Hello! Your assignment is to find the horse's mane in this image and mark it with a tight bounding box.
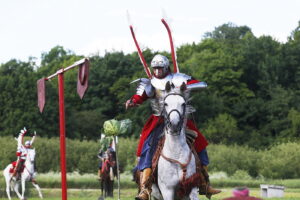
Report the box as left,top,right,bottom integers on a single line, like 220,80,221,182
151,89,196,116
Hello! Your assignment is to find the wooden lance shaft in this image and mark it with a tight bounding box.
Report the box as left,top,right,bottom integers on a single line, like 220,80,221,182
114,136,121,200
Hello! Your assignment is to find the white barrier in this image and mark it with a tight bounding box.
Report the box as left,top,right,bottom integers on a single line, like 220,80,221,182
260,184,285,198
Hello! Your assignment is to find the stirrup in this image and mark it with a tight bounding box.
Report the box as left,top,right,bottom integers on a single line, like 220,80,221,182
135,188,151,200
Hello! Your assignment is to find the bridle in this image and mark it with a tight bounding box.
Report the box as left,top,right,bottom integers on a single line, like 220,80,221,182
163,93,186,135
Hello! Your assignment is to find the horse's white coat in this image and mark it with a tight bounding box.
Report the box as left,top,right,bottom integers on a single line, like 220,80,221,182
152,92,199,200
3,148,43,200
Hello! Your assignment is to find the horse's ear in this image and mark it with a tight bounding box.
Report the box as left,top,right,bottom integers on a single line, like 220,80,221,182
180,82,187,92
165,81,171,92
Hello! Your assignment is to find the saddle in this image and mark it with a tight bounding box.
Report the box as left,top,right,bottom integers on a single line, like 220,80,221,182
150,136,205,198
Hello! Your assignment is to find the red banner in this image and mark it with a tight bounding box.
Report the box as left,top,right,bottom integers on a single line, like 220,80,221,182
77,59,89,99
37,78,46,113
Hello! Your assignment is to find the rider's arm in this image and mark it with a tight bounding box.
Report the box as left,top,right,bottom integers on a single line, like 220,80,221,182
126,78,153,109
131,92,149,104
30,131,36,145
17,128,27,150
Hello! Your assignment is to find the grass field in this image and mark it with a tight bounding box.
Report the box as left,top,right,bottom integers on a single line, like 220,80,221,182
1,187,300,200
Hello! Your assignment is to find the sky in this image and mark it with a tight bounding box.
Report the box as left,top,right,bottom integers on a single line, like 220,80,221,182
1,0,300,65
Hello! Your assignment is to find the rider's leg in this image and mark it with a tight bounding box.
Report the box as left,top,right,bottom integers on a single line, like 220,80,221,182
135,168,152,200
135,123,164,200
98,161,102,180
11,158,24,181
198,149,221,197
11,161,19,180
98,169,102,180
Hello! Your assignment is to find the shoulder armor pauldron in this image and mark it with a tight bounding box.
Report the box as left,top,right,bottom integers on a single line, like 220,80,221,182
131,78,154,97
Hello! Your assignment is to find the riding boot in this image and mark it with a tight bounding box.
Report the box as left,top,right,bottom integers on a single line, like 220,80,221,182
199,165,221,198
135,168,152,200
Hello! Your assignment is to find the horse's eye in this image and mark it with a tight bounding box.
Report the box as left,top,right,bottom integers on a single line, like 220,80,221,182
164,103,168,107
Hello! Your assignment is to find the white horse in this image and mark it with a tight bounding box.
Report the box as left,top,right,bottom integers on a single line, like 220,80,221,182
3,148,43,200
152,82,199,200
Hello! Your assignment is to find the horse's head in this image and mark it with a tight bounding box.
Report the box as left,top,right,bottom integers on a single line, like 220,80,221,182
163,81,188,134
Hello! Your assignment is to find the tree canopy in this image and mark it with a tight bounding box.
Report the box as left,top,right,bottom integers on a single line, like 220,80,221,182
1,22,300,149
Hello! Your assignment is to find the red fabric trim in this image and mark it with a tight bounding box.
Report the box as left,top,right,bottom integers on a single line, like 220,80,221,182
136,116,208,156
187,79,200,85
131,92,148,104
16,152,21,156
136,115,162,156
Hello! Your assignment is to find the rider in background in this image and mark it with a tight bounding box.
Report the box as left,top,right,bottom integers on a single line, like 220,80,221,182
11,128,36,181
97,144,116,180
24,131,37,172
126,54,221,200
97,149,104,180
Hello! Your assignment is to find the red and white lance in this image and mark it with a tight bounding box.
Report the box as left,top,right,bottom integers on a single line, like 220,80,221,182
128,17,179,76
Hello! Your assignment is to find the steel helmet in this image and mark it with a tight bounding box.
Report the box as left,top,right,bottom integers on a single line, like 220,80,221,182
151,54,169,68
151,54,170,78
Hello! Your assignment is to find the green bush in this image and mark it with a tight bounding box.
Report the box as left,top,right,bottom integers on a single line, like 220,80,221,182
231,170,252,180
0,136,137,174
207,144,262,177
1,135,299,179
259,142,300,179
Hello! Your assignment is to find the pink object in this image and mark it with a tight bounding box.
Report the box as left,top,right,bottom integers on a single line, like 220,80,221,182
233,187,250,197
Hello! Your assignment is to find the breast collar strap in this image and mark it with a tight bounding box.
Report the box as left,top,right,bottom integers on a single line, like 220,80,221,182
160,151,192,182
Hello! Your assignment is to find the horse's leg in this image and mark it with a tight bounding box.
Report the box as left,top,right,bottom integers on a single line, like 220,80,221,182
159,184,174,200
21,178,26,200
5,176,12,200
32,179,43,199
152,184,163,200
110,180,114,197
13,181,22,200
104,179,109,197
189,187,200,200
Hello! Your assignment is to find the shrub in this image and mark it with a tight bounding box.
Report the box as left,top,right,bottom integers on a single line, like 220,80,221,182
231,170,252,180
259,142,300,179
207,144,262,177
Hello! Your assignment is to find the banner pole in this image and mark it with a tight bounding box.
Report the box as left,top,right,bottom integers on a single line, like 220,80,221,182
58,72,67,200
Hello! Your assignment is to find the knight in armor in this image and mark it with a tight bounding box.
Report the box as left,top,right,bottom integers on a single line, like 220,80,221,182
11,127,36,181
126,55,221,200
